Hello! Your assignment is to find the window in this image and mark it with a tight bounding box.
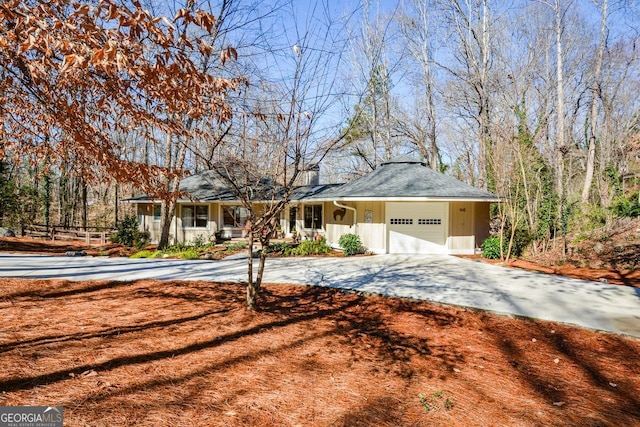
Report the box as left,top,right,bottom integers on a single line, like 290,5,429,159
390,218,413,225
418,218,441,225
222,205,248,228
182,205,208,228
289,207,298,231
153,204,161,221
303,205,322,229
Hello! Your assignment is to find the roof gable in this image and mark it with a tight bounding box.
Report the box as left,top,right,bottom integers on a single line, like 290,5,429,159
305,156,499,201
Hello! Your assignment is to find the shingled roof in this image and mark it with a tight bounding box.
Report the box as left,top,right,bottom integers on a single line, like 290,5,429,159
128,156,500,203
304,155,500,202
127,170,340,203
126,170,239,203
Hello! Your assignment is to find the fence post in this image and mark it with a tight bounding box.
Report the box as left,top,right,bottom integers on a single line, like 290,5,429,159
85,231,90,245
51,227,56,241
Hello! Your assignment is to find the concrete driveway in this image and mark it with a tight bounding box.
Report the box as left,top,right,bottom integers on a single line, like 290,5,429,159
1,253,639,338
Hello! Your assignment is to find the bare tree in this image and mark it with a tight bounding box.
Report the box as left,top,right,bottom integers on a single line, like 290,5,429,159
398,0,441,170
195,1,359,310
581,0,608,202
534,0,575,231
341,0,404,173
437,0,495,189
152,0,260,249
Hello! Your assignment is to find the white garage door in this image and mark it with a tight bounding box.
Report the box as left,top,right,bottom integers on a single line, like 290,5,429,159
387,202,448,254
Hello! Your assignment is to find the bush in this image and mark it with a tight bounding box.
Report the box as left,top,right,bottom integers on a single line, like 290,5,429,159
610,193,640,218
509,228,531,258
570,204,607,241
225,242,247,252
130,250,161,259
481,236,505,260
112,214,149,249
192,234,215,249
267,241,295,256
192,234,206,248
179,249,201,260
338,233,363,256
482,230,530,259
292,237,331,256
166,242,190,253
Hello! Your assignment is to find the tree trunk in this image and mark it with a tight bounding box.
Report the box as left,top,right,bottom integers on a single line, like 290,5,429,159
158,131,174,249
246,229,258,310
114,182,119,227
59,163,68,228
554,0,566,212
158,167,187,250
82,178,88,230
423,46,439,171
255,243,268,295
70,175,79,227
158,200,175,249
158,122,191,249
427,92,439,171
43,170,50,230
246,218,276,311
581,0,606,203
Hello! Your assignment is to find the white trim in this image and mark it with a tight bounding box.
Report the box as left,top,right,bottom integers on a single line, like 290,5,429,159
309,197,502,203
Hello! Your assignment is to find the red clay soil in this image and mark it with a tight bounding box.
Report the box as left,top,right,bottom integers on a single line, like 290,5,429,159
0,278,639,426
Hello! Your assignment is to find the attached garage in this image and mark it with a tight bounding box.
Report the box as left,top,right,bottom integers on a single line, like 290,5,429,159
305,156,500,255
386,202,449,254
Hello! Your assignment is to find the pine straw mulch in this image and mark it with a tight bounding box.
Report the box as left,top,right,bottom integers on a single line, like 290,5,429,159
504,259,640,288
0,236,133,257
1,278,639,426
506,217,640,287
461,255,640,288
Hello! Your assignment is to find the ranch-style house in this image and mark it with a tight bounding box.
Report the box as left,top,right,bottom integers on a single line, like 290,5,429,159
131,156,500,254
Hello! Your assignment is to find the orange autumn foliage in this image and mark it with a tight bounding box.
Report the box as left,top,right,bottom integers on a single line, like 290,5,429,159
0,0,242,195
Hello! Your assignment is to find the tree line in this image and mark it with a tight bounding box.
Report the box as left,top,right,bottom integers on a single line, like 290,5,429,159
336,0,639,257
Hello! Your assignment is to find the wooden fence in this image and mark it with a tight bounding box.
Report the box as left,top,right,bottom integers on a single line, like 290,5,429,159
23,224,115,245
